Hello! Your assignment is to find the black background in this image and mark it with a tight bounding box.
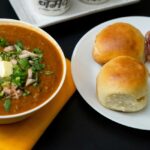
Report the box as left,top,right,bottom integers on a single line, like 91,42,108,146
0,0,150,150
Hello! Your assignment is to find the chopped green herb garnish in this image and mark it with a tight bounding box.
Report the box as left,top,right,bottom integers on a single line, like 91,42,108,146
14,45,22,53
1,81,10,87
0,38,8,47
33,48,42,54
0,77,11,87
18,58,30,70
11,65,27,87
0,91,4,99
32,59,45,72
15,41,24,49
23,90,30,96
4,98,11,112
14,41,24,53
33,48,43,58
0,51,11,61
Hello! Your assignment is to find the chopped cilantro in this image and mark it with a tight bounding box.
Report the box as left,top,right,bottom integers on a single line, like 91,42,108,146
4,98,11,112
23,90,30,96
33,48,42,54
0,38,8,47
14,41,24,53
18,58,30,70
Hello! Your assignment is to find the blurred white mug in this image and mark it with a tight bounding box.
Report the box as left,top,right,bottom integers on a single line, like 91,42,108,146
80,0,108,4
33,0,71,16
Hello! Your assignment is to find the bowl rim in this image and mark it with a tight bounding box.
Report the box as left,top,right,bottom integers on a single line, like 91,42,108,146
0,19,66,119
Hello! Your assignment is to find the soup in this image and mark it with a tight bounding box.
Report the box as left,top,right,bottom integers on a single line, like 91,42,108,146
0,24,63,115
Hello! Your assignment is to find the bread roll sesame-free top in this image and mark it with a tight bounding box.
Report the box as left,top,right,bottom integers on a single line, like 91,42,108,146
93,22,145,64
96,56,148,112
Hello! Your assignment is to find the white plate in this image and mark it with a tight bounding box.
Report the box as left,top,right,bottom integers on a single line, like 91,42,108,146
71,16,150,130
9,0,139,27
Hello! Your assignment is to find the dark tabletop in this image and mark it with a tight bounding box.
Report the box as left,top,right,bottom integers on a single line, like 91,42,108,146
1,0,150,150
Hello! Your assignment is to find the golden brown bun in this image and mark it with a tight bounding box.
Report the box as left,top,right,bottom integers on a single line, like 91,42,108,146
93,22,145,64
96,56,148,112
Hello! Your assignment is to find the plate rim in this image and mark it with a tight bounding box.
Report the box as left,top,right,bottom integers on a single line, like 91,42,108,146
71,16,150,130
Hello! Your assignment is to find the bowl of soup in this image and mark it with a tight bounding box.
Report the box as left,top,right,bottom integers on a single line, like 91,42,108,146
0,19,66,124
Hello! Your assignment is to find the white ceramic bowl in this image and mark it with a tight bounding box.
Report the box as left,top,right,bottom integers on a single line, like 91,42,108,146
0,19,66,124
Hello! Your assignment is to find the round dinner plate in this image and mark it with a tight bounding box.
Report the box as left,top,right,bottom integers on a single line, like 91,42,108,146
71,16,150,130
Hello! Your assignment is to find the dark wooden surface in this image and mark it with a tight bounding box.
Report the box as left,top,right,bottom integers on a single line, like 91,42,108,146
1,0,150,150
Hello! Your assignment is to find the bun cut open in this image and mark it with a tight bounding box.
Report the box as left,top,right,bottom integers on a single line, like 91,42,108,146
96,56,148,112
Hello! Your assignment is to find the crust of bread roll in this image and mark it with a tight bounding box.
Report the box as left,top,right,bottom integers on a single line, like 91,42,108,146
96,56,148,112
93,22,145,64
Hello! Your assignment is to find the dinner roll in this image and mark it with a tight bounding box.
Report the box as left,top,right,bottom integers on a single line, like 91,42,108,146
93,22,145,64
96,56,148,112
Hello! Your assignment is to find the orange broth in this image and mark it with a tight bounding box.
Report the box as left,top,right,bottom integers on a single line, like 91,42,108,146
0,24,63,115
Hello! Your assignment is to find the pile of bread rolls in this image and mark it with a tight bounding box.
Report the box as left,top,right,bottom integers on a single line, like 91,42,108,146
92,22,148,112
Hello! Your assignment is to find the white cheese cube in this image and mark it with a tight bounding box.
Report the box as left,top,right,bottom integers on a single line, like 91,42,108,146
0,61,13,77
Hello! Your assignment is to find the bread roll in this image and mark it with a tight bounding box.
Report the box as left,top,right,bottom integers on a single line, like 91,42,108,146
96,56,148,112
93,22,145,64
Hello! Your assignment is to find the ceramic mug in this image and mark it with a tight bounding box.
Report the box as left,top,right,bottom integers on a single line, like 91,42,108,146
80,0,108,4
33,0,71,16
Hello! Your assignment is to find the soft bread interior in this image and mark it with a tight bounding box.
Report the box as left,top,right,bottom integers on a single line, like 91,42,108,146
103,94,147,112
